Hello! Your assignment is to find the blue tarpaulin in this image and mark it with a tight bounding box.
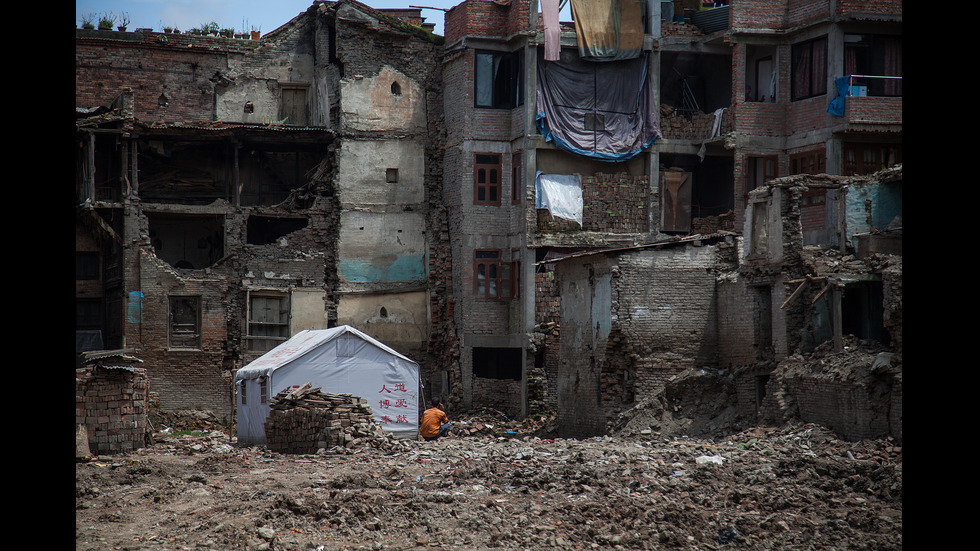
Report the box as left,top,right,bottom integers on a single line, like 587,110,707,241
828,76,851,116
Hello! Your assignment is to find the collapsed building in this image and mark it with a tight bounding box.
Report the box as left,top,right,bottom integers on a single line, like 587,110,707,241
76,0,901,440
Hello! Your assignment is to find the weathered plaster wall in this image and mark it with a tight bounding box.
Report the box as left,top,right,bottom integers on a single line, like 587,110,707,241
338,211,428,285
340,66,427,132
337,140,426,205
337,291,430,354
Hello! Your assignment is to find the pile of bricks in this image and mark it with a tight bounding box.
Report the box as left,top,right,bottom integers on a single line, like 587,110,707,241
659,104,733,140
75,358,150,455
264,383,400,454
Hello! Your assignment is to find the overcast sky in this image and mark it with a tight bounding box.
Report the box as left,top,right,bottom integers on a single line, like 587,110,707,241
76,0,572,38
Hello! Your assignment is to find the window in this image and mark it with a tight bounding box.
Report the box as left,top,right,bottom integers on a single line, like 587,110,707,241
474,154,502,205
474,249,518,300
386,168,399,183
844,34,902,97
248,292,290,352
474,50,524,108
842,144,902,176
241,382,247,405
791,36,827,101
473,347,522,380
76,252,100,280
790,150,825,175
169,296,202,349
745,156,777,194
259,378,268,404
511,152,522,204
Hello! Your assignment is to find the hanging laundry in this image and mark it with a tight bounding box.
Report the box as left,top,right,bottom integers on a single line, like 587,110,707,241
542,0,561,61
569,0,644,62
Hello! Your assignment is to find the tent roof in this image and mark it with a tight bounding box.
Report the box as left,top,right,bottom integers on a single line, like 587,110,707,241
234,325,417,382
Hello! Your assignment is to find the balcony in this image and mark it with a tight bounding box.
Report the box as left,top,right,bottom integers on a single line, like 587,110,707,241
829,75,902,127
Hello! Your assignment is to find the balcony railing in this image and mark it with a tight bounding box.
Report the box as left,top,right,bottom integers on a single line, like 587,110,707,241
829,75,902,116
842,74,903,98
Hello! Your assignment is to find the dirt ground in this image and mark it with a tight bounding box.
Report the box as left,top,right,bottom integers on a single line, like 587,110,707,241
76,404,902,551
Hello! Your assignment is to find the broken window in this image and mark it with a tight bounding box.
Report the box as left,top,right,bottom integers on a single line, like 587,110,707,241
474,249,517,300
147,213,224,269
246,215,308,245
474,154,502,205
169,296,202,349
279,84,309,125
842,280,888,345
247,292,290,352
791,36,827,101
473,347,522,380
474,50,524,109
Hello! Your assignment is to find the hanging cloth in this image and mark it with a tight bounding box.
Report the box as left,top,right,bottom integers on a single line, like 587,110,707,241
542,0,561,61
535,49,660,161
569,0,644,62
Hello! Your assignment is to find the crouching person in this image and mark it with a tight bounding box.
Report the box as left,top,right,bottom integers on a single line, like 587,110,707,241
420,397,451,441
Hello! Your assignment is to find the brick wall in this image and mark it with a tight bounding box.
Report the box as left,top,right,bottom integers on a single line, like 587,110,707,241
844,96,902,125
537,171,649,233
614,243,737,398
76,366,150,454
836,0,902,16
445,0,531,43
786,96,831,135
471,377,523,417
75,32,254,121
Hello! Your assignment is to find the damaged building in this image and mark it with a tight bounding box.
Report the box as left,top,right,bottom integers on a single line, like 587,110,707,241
76,0,901,440
76,0,448,420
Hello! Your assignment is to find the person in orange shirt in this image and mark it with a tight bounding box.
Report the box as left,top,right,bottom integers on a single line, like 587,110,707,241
420,397,451,441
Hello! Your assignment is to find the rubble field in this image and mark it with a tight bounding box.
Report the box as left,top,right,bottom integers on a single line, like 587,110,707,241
76,407,902,551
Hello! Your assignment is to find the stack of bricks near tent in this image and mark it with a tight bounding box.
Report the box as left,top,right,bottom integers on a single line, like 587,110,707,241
264,382,388,453
75,352,151,456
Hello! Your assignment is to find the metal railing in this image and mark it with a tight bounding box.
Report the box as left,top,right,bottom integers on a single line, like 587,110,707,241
844,74,902,98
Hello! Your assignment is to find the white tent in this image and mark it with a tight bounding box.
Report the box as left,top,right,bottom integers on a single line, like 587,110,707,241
234,325,420,445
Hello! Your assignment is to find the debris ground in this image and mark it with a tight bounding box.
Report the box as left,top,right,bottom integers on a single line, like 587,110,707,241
76,410,901,550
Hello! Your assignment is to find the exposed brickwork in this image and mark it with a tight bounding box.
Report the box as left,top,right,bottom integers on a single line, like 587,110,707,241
537,172,649,233
76,366,150,454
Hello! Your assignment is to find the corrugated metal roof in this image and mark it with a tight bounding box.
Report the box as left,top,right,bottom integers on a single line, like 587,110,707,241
536,231,736,265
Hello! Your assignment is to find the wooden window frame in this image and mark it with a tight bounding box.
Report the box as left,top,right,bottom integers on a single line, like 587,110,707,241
473,249,518,300
169,295,202,350
247,291,290,352
474,153,502,206
790,150,825,176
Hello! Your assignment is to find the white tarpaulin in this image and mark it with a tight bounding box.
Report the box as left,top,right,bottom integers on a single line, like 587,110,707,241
536,171,583,226
234,325,420,445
